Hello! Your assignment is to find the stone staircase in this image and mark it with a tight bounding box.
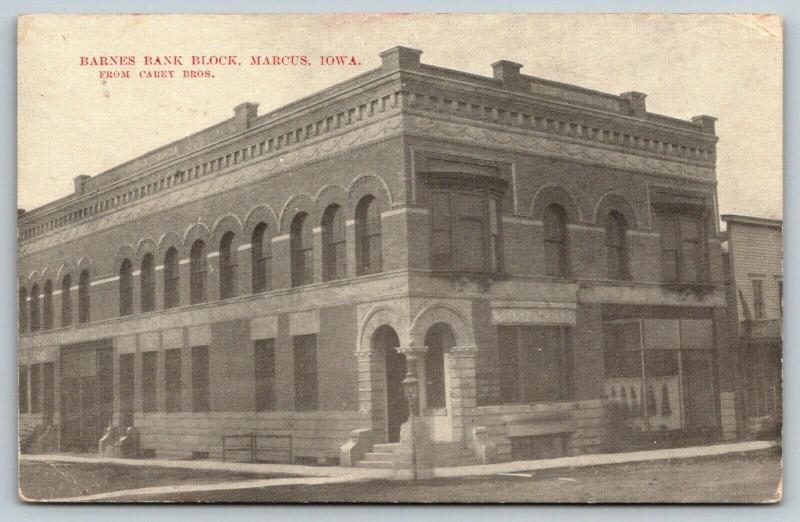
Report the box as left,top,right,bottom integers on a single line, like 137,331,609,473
357,442,402,469
356,441,479,469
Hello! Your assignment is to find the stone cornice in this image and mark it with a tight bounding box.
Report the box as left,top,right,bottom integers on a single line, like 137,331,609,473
402,112,716,183
18,113,405,257
404,67,714,141
20,108,715,259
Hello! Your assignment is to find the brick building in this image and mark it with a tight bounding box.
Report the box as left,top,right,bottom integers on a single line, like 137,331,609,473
18,47,734,466
721,215,782,437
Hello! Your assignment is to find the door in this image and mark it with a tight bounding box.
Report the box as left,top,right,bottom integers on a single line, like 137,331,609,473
59,342,113,452
682,351,717,430
119,353,135,428
385,346,408,443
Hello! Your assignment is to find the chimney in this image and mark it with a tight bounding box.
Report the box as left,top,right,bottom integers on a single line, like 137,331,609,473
233,102,259,130
621,91,647,117
692,115,717,135
379,46,422,72
492,60,524,89
73,175,91,195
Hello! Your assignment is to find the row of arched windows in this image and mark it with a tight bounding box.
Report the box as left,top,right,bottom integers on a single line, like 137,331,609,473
19,195,635,333
19,195,385,332
18,270,91,333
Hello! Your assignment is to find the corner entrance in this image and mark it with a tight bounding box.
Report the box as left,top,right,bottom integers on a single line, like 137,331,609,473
60,340,113,452
373,326,408,443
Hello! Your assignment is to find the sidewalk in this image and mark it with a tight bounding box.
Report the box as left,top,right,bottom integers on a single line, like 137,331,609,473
20,439,778,502
20,452,391,479
434,439,778,478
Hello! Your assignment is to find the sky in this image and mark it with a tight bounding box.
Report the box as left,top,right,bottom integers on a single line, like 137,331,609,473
17,13,783,219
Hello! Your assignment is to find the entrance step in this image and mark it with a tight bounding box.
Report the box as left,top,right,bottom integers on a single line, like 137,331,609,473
372,442,401,453
362,451,398,461
355,459,399,469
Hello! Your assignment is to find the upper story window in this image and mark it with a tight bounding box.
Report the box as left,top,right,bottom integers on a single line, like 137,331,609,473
29,284,40,331
290,212,313,287
140,253,155,312
61,275,72,326
18,287,27,334
163,247,180,309
605,211,629,280
544,204,569,277
355,195,382,275
322,204,346,281
657,213,707,284
78,270,90,324
119,259,133,316
430,190,503,273
219,232,237,299
42,280,53,330
189,240,207,304
251,223,272,293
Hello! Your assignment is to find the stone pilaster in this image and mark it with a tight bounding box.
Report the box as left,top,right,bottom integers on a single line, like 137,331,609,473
448,345,479,443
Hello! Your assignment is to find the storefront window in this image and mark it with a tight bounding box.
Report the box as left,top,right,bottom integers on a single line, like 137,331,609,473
603,318,716,433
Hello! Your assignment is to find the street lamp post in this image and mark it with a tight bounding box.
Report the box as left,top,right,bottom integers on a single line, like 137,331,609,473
402,367,419,481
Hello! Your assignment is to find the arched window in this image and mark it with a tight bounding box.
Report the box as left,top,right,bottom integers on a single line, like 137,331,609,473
42,280,53,330
290,213,313,287
140,253,155,312
163,248,180,309
78,270,90,324
424,323,454,410
29,284,40,331
219,232,237,299
251,223,271,293
355,196,382,275
61,275,72,326
119,258,134,316
322,204,346,281
543,204,569,277
18,287,27,334
605,211,629,280
190,240,207,304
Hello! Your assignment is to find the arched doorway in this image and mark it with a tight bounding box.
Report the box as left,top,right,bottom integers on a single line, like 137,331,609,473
423,323,455,412
373,325,408,442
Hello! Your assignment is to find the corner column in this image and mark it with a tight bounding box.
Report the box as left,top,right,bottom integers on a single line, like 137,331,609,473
397,344,427,415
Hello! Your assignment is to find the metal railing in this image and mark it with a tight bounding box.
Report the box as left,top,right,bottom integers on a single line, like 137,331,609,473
222,433,293,464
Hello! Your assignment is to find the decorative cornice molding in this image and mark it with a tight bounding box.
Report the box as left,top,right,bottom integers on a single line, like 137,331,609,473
491,307,577,325
19,114,405,257
402,113,716,183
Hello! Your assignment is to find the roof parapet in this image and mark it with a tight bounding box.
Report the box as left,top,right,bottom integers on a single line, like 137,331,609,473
73,175,91,195
491,60,526,90
380,46,422,72
621,91,647,117
234,102,259,130
692,115,717,135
